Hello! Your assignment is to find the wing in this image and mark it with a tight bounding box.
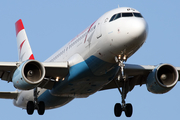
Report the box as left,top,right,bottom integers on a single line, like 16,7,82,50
39,62,69,89
100,63,180,91
0,62,18,82
0,61,69,89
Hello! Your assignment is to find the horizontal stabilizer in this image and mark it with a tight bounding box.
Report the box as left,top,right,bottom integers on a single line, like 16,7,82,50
0,91,19,99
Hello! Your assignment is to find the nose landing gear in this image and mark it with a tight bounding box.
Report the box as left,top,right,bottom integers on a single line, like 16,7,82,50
114,55,133,117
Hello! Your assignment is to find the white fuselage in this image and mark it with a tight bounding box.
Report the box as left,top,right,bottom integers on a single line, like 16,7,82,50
14,7,148,109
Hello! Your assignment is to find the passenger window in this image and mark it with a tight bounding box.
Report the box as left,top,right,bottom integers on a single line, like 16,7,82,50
133,13,143,18
122,13,133,17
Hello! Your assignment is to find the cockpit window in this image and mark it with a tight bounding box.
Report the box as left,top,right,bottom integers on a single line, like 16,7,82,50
133,13,143,18
109,13,121,22
109,12,143,22
109,14,116,22
114,13,121,20
122,13,133,17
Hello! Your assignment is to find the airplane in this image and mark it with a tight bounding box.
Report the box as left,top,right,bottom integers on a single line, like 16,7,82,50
0,6,179,118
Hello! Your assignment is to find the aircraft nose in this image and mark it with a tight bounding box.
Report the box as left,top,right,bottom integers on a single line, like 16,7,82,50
129,18,148,41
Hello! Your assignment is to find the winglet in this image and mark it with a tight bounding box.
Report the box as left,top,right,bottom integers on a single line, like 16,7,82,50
15,19,35,61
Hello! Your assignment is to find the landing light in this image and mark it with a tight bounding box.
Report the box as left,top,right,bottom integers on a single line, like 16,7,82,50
56,77,59,82
123,55,127,61
118,55,121,60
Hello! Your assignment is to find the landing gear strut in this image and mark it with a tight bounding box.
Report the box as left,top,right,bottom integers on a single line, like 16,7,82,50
26,88,45,115
114,55,133,117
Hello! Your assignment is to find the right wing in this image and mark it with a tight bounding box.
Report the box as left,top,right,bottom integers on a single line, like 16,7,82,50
100,63,180,93
100,64,155,91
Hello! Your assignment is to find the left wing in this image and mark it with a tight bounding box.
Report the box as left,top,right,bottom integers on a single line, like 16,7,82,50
0,61,69,90
0,62,19,82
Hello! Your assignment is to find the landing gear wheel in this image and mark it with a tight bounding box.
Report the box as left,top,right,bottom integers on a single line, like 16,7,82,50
38,101,45,115
125,103,133,117
114,103,122,117
27,101,35,115
26,88,46,115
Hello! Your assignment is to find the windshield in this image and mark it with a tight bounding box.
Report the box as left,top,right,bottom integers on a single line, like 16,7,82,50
109,12,143,22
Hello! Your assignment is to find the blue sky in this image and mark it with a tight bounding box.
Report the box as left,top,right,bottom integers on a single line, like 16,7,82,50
0,0,180,119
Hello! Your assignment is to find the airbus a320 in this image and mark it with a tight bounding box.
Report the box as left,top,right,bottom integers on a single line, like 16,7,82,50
0,7,179,118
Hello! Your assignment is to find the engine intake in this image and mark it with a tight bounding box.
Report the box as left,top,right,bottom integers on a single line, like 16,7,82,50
12,60,45,90
146,64,179,94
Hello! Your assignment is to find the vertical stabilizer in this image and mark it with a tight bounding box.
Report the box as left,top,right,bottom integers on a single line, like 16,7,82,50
15,19,35,62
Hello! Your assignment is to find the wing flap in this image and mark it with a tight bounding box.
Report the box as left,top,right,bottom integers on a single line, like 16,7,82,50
0,62,18,82
1,72,10,81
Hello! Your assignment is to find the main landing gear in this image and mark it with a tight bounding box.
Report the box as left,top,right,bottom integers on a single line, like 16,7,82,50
26,88,45,115
114,55,133,117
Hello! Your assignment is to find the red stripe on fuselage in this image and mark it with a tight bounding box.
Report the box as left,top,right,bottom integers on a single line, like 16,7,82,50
84,21,96,43
15,19,24,36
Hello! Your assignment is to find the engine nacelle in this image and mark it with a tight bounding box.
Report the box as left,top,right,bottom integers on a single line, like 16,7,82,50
12,60,45,90
146,64,179,94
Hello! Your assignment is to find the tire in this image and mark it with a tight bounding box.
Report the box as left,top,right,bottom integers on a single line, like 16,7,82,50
114,103,122,117
27,101,34,115
125,103,133,117
38,101,45,115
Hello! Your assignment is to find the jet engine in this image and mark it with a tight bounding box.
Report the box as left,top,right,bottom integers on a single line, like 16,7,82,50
146,64,179,94
12,60,45,90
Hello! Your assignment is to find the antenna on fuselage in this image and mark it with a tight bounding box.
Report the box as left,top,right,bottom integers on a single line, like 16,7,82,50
118,5,120,8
